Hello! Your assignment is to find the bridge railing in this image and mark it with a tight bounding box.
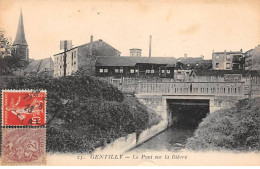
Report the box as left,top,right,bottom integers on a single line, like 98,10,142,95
137,82,246,96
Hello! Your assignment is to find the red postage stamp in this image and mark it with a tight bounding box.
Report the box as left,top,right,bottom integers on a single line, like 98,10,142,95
2,90,46,126
1,128,46,165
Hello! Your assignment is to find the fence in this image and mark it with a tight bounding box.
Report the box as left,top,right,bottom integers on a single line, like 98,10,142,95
137,82,246,96
102,76,260,96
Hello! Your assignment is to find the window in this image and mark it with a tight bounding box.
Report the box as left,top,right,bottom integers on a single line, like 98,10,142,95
74,61,76,65
146,70,150,73
216,55,219,59
130,69,135,73
226,63,230,69
115,69,119,73
119,68,123,73
71,62,73,66
74,51,77,58
226,55,231,61
135,69,139,73
104,69,108,73
216,63,219,68
151,70,155,73
162,70,165,73
99,69,103,73
166,70,170,74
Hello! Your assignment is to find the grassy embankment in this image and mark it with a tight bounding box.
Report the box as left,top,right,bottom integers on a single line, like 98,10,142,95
5,74,161,153
186,97,260,152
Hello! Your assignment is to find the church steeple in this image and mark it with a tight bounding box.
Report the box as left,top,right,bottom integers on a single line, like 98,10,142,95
12,10,29,60
13,10,28,46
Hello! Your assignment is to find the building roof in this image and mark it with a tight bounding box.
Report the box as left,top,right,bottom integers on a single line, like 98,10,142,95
24,58,53,73
213,51,243,55
95,56,177,67
193,69,260,77
53,39,120,56
13,11,28,46
176,57,204,64
79,39,120,52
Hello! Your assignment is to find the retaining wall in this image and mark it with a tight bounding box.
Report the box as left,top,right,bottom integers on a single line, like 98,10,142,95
93,120,168,154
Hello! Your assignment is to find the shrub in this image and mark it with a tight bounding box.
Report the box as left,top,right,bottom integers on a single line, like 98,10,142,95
3,75,159,153
186,97,260,151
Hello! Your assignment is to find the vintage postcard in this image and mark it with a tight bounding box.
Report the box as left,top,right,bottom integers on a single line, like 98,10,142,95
0,0,259,166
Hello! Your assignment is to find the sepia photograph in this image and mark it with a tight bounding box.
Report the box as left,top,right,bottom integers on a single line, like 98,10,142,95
0,0,259,166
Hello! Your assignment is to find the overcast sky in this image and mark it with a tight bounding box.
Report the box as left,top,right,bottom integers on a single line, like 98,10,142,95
0,0,260,60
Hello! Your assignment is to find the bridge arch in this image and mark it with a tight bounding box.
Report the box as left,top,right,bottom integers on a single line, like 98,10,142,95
162,95,215,127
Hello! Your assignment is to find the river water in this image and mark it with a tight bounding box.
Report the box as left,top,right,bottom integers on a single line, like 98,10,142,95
131,127,195,152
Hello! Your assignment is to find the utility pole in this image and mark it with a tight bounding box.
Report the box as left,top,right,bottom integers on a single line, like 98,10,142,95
63,41,67,77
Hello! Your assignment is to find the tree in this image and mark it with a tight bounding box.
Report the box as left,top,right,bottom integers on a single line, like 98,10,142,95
0,31,28,75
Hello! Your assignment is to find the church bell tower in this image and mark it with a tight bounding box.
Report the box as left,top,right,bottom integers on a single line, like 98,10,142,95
12,10,29,60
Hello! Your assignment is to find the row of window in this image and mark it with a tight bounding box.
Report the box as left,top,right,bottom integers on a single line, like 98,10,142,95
55,61,77,69
215,63,231,69
99,69,171,74
56,51,77,63
215,55,231,60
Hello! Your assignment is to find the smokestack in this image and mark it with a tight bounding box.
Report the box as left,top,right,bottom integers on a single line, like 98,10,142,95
89,35,93,56
149,35,152,57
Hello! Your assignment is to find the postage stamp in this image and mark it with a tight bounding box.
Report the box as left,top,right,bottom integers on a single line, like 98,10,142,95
1,128,46,165
2,90,46,126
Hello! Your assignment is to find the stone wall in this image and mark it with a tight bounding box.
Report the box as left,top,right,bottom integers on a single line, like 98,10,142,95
93,120,168,154
93,133,137,154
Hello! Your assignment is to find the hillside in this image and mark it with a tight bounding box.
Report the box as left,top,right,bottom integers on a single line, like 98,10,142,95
4,74,161,153
186,97,260,151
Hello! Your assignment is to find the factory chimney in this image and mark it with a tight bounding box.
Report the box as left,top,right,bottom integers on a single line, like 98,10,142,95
149,35,152,57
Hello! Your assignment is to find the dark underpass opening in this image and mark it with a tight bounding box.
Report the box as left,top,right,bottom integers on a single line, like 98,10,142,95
167,99,210,129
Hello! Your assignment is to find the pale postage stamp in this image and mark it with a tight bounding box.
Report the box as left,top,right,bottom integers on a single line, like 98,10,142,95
1,128,46,165
0,0,260,166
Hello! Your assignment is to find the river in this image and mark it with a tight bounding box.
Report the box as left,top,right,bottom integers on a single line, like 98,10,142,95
131,127,195,152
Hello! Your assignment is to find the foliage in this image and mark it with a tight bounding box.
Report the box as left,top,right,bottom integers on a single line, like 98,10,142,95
0,31,12,58
186,97,260,151
0,31,28,75
5,75,160,153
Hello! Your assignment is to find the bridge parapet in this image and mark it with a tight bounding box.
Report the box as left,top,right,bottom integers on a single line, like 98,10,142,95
137,82,246,96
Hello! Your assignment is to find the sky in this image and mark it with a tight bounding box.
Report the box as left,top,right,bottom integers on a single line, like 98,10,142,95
0,0,260,60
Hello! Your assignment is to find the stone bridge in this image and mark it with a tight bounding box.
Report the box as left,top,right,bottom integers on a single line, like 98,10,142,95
135,81,258,127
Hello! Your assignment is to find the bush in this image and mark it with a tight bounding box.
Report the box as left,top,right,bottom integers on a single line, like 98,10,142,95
3,75,160,153
186,97,260,151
